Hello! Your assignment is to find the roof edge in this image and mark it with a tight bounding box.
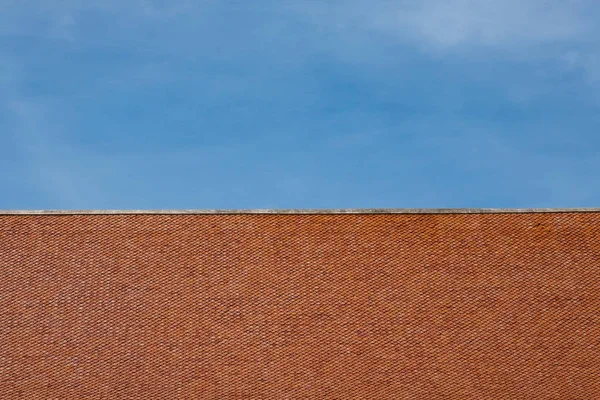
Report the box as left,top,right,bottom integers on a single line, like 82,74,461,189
0,208,599,215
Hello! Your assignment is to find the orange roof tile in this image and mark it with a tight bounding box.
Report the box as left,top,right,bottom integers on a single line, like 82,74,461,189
1,210,599,399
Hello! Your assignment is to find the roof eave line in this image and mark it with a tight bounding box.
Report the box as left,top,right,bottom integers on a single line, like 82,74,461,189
0,208,599,215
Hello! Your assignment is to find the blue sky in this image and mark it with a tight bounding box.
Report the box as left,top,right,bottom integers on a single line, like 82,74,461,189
1,0,599,209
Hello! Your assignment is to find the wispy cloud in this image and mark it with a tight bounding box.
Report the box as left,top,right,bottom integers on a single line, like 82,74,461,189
3,1,598,71
368,0,600,91
372,0,593,49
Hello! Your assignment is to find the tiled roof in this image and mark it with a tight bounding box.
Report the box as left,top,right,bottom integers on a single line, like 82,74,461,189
1,207,600,214
1,210,599,399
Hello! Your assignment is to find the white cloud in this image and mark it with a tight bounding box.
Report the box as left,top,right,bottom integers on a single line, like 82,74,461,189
285,0,600,89
372,0,593,50
3,1,597,60
364,0,600,95
1,0,598,101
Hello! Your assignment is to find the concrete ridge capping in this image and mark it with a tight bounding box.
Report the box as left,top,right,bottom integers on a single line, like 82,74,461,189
0,208,599,215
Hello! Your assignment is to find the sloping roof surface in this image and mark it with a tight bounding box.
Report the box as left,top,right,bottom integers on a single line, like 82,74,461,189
1,210,599,399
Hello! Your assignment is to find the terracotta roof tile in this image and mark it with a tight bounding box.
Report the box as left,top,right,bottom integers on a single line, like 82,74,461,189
1,211,599,398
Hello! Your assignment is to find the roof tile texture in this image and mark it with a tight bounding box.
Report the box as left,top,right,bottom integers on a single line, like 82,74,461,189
1,212,599,399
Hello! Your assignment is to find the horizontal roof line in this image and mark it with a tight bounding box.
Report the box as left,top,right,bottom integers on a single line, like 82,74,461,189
1,208,599,215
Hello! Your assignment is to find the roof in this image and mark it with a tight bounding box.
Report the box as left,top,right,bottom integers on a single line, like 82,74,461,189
1,207,599,214
2,210,600,398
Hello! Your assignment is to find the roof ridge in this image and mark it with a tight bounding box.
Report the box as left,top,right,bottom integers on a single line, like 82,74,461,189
0,208,599,215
